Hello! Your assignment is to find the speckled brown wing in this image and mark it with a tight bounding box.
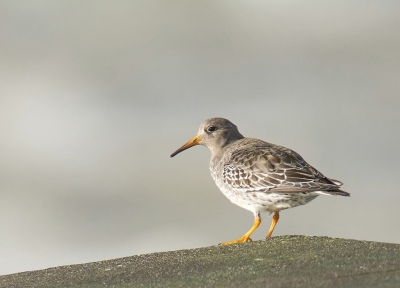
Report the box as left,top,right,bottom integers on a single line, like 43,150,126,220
222,144,349,196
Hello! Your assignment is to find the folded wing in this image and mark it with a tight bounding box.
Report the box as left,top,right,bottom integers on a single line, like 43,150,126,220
222,144,349,196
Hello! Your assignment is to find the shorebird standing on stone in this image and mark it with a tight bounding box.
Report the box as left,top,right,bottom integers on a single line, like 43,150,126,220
170,118,350,246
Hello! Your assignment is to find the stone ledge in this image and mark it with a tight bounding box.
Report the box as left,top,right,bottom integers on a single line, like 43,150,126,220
1,236,400,287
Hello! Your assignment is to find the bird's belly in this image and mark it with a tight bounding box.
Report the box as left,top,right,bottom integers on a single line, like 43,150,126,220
217,185,319,213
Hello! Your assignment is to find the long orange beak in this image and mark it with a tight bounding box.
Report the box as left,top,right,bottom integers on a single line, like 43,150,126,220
170,135,201,157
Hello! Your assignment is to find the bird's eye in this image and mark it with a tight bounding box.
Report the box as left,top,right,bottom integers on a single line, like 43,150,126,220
207,126,217,132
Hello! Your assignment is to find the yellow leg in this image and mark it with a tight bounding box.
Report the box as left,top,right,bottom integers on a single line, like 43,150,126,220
266,211,280,238
220,214,261,246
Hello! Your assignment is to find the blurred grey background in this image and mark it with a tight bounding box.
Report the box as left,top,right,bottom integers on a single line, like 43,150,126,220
1,1,399,275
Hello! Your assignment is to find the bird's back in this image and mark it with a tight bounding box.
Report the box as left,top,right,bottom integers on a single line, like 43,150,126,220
212,137,349,196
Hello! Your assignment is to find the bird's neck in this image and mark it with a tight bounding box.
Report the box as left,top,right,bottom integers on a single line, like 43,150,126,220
210,148,224,166
209,137,242,166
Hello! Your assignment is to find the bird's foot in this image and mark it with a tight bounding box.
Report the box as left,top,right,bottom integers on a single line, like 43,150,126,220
219,235,252,246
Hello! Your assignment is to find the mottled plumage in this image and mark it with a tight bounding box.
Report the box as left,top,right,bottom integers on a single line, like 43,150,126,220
171,117,349,245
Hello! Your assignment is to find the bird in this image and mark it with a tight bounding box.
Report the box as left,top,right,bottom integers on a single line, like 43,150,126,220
170,118,350,246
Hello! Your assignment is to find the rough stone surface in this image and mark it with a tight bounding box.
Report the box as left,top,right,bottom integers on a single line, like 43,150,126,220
1,236,400,287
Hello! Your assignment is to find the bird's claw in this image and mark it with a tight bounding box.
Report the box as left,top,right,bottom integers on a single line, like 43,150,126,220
219,236,252,246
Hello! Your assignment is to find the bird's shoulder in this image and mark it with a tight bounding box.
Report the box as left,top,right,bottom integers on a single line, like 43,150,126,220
223,138,306,168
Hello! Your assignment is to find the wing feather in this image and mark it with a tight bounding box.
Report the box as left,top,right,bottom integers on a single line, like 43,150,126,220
222,144,345,194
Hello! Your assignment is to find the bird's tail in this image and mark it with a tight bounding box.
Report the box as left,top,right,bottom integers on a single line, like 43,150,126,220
316,189,350,197
327,178,343,186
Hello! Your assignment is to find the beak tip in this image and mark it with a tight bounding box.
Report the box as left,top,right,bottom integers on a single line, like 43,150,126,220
170,135,200,159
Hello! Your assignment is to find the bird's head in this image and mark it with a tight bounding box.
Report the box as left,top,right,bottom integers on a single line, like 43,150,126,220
170,118,244,157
